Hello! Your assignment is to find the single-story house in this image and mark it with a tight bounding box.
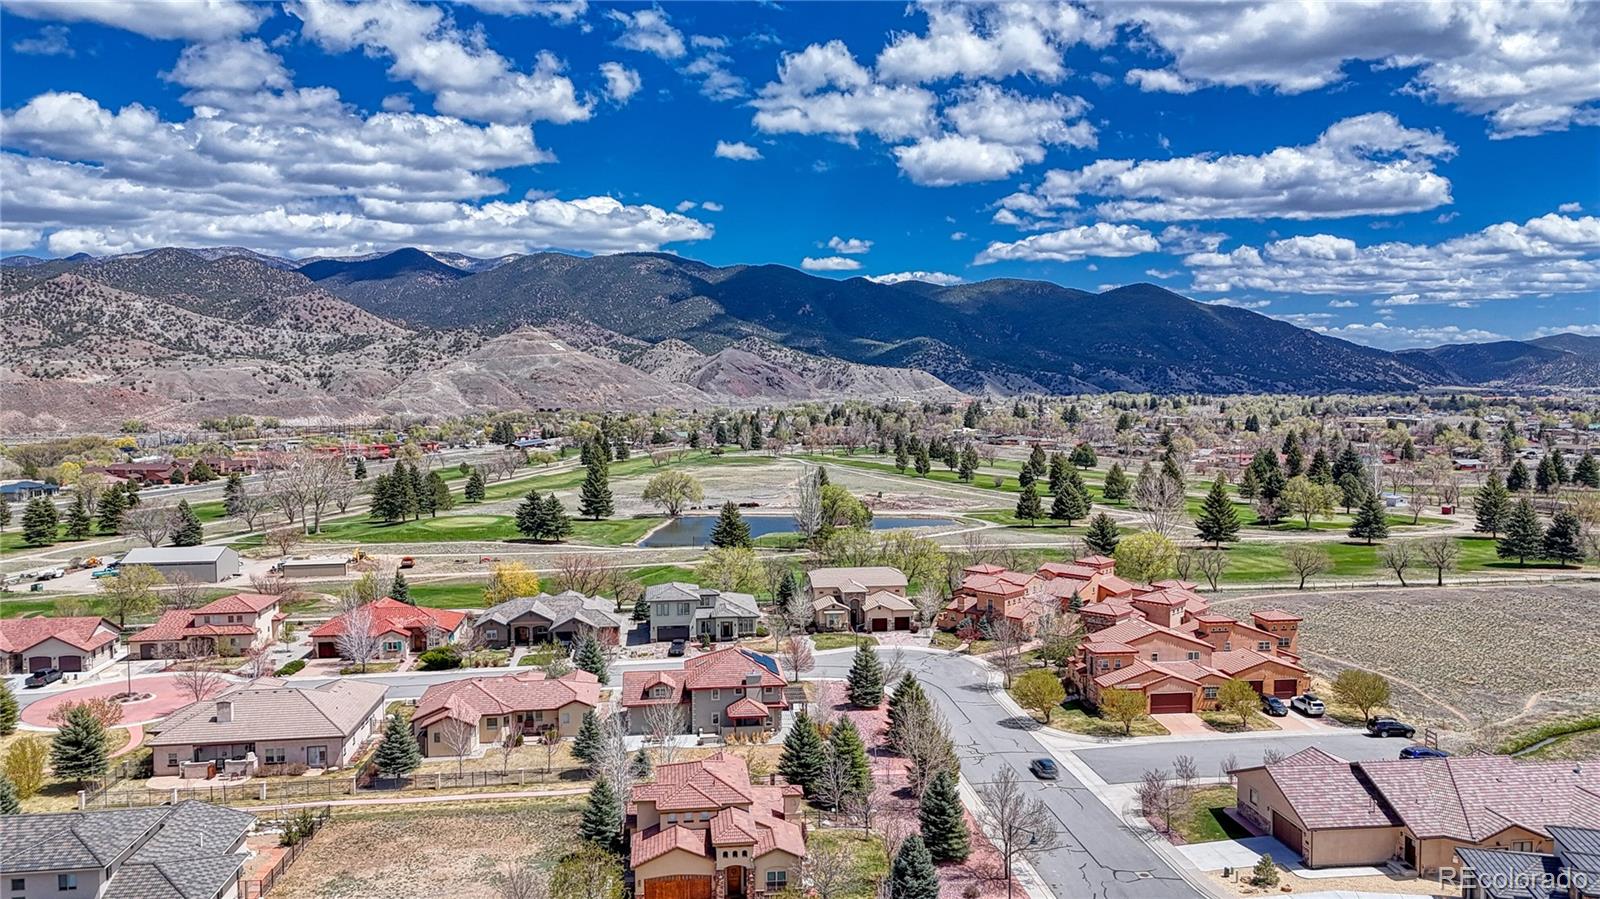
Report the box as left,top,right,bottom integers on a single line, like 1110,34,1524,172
126,592,283,659
1232,749,1600,875
0,616,120,674
278,556,350,579
0,800,257,899
1458,825,1600,899
476,591,628,648
119,545,242,584
0,479,58,502
309,598,466,661
412,669,600,756
147,678,387,775
645,583,759,643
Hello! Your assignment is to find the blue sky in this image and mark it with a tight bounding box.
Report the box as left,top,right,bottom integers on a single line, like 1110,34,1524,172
2,0,1597,349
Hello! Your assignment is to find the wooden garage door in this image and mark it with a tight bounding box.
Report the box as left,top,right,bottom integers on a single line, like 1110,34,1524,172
642,875,714,899
27,656,51,672
316,641,341,659
1247,680,1265,694
894,616,911,630
1272,811,1303,856
1148,692,1193,714
57,655,82,672
871,617,888,632
1272,679,1298,698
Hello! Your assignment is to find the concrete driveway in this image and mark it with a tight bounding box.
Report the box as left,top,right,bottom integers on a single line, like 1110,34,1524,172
1072,733,1405,784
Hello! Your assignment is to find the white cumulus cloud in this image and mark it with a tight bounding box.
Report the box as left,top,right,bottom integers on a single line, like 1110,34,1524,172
714,140,762,161
801,256,863,271
867,271,965,286
975,223,1161,264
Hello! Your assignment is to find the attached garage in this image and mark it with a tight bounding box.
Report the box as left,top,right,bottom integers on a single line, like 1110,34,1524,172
1272,811,1303,855
640,875,714,899
1149,692,1194,714
871,618,888,632
316,641,342,659
27,655,50,672
57,655,82,672
1273,679,1298,698
893,616,911,631
1247,680,1265,693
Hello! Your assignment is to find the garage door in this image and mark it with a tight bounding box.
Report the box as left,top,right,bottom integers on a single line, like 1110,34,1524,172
1148,692,1193,714
57,656,82,672
871,618,888,632
1273,679,1298,698
1272,811,1304,857
1247,680,1265,694
641,875,714,899
316,642,341,659
27,656,51,672
894,616,911,631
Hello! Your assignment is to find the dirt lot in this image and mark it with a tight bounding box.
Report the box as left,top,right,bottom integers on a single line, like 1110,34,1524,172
1211,583,1600,746
265,798,582,898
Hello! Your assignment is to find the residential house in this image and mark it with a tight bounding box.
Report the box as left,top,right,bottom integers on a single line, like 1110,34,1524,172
126,592,283,659
645,583,760,643
628,752,806,899
619,647,787,737
147,678,387,775
1232,750,1600,875
1458,826,1600,899
119,545,243,584
937,564,1053,636
411,670,601,756
0,800,257,899
0,616,120,674
477,591,628,648
0,479,58,502
804,567,909,629
309,598,465,660
810,596,850,632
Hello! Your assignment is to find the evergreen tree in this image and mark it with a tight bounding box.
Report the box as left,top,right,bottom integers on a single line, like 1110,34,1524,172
631,747,653,780
889,834,940,899
919,770,970,862
776,569,800,614
1017,467,1035,490
1536,455,1558,493
886,675,929,746
633,592,650,621
572,710,605,767
709,501,753,548
894,443,909,473
574,634,609,681
97,485,127,534
0,681,18,736
1542,510,1584,565
1049,480,1087,524
1497,498,1544,565
390,572,411,604
1574,452,1600,488
1507,459,1531,492
846,645,885,708
353,457,368,480
171,500,203,546
1400,436,1418,462
826,717,872,803
21,497,57,546
1084,512,1120,555
579,456,614,520
426,471,453,515
1013,482,1043,526
1282,433,1304,477
579,777,626,855
957,446,977,482
0,774,18,816
777,712,826,795
1552,448,1570,484
1195,475,1241,547
50,705,108,785
542,495,573,541
464,468,486,502
0,500,8,535
515,489,548,540
1101,462,1130,501
223,473,246,516
1047,452,1068,496
1069,442,1097,469
1027,444,1048,478
1237,466,1260,501
373,712,422,779
1332,444,1365,483
1336,472,1367,513
1473,472,1510,537
1307,448,1332,485
913,444,932,476
1348,491,1390,545
188,459,216,482
64,494,93,541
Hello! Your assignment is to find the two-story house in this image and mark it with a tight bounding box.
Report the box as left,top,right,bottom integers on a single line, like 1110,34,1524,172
628,752,806,899
126,592,284,659
620,647,788,737
804,566,910,630
645,583,759,643
936,564,1051,636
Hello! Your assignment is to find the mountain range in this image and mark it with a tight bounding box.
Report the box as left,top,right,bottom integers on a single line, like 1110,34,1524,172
1,246,1594,434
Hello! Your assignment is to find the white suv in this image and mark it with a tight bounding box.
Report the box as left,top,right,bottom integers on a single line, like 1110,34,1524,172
1290,694,1326,717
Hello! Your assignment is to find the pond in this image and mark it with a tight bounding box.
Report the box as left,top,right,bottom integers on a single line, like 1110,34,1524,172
638,514,961,548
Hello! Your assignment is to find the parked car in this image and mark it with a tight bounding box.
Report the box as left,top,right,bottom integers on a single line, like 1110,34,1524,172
399,556,416,569
1399,745,1449,759
91,565,120,579
1290,693,1326,717
1028,758,1058,780
34,568,65,581
1367,717,1417,738
24,668,61,688
667,639,686,657
1260,694,1288,717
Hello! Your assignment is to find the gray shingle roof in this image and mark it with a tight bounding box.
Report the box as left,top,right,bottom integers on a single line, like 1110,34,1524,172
148,678,386,747
104,854,250,899
121,545,236,564
1,806,169,872
479,591,626,631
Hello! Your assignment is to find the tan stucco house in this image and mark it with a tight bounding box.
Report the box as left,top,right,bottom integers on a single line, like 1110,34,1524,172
619,647,787,738
147,678,387,775
0,616,120,674
126,592,283,659
805,566,908,630
411,669,600,756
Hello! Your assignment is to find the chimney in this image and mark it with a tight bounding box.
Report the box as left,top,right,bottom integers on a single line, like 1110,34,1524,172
745,672,761,686
216,700,233,724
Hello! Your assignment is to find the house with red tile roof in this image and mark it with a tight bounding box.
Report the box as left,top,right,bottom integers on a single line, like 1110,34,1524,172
125,593,284,660
937,564,1053,635
619,647,787,738
411,670,600,755
309,598,465,661
1232,750,1600,875
628,751,806,899
0,617,119,675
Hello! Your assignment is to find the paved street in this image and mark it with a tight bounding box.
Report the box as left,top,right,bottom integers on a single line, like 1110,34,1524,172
814,649,1203,899
1070,733,1405,785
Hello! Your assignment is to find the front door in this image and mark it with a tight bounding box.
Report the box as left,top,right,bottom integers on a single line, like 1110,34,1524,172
725,866,745,899
720,621,733,640
1403,835,1417,868
307,745,328,768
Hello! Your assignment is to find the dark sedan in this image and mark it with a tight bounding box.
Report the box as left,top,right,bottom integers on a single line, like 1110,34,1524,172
1260,694,1288,717
1029,758,1059,780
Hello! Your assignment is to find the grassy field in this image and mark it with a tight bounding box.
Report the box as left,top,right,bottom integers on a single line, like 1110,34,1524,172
811,632,877,650
295,512,665,547
1178,536,1580,585
1045,699,1169,737
1170,786,1251,843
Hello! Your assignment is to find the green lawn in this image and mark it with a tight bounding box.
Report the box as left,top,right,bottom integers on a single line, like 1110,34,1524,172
1172,786,1252,843
298,513,664,547
1171,536,1582,585
811,632,877,650
407,581,494,609
626,564,700,587
969,509,1091,531
1047,699,1169,737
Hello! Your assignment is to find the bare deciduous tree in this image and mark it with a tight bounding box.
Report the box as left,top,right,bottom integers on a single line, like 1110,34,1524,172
161,573,205,611
793,468,823,544
1138,767,1177,833
550,554,614,596
979,767,1063,898
1283,544,1332,590
498,728,520,773
493,862,549,899
121,504,177,547
439,718,479,777
592,712,636,796
242,644,275,680
1379,539,1419,587
644,703,686,764
174,660,226,704
1415,536,1460,586
987,617,1030,688
1194,549,1229,591
1133,472,1186,537
910,586,945,631
335,605,381,672
800,832,862,899
781,635,814,683
267,526,304,558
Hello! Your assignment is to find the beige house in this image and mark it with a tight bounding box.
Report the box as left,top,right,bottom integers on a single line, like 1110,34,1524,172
1233,749,1600,875
147,678,387,776
805,566,908,630
411,669,600,756
0,616,119,674
126,592,283,659
619,647,788,738
629,752,806,899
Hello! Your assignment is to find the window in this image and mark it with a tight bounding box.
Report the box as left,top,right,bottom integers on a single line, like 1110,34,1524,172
1113,660,1122,669
711,689,720,700
766,871,789,889
1098,660,1109,671
712,713,720,725
485,629,499,639
166,752,178,768
1257,641,1271,652
667,814,677,824
487,718,498,730
1203,686,1219,700
1511,840,1534,852
734,687,744,696
433,732,441,743
1248,788,1258,804
1187,651,1201,661
58,874,78,891
1278,638,1291,648
678,602,691,616
264,748,286,765
1223,641,1232,651
10,877,23,891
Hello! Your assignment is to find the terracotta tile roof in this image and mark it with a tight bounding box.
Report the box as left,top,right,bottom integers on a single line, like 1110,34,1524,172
1357,757,1600,842
1092,617,1214,651
1250,609,1303,622
1261,754,1404,831
710,807,758,844
1077,555,1114,566
1131,589,1188,607
620,670,687,708
0,617,118,654
963,564,1007,576
723,697,772,719
632,751,754,812
127,610,254,644
1150,580,1199,591
1036,562,1095,580
1084,640,1136,654
309,598,465,639
1080,600,1138,619
1211,649,1305,676
862,590,915,613
680,647,785,691
193,593,279,615
631,825,708,867
412,670,600,728
1191,614,1235,624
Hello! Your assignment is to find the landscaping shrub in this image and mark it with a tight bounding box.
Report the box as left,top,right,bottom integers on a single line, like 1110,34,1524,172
275,660,306,677
417,647,463,670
